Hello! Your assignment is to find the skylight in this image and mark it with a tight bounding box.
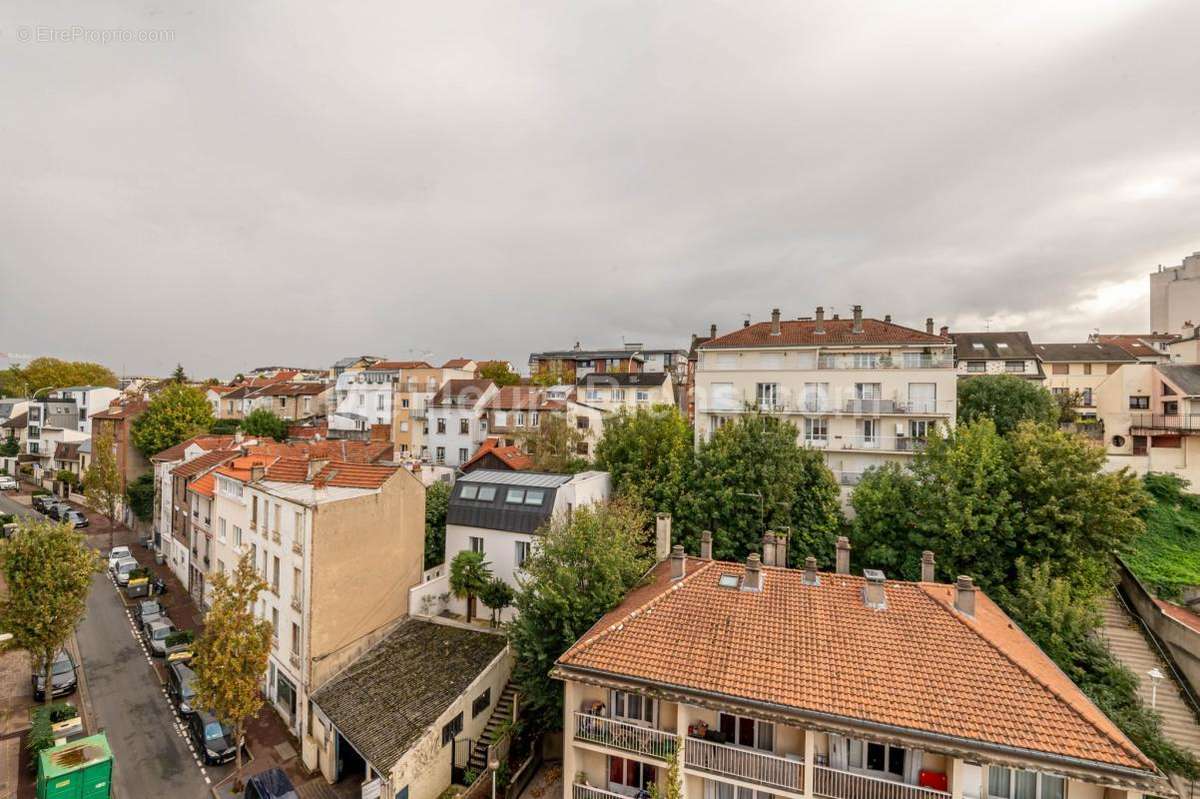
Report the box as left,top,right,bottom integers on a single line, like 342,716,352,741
718,574,740,589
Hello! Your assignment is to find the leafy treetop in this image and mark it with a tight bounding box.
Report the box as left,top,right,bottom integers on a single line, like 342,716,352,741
478,362,521,387
595,405,693,520
239,408,287,441
0,358,118,398
130,383,214,459
956,374,1059,435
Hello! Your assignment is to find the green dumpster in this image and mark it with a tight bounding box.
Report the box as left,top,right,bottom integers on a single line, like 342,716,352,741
37,732,112,799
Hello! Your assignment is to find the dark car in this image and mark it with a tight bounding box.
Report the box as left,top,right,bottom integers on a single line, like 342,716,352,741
138,600,163,626
44,502,68,520
61,509,88,529
32,649,77,701
167,661,198,717
32,495,56,513
188,710,237,765
244,768,299,799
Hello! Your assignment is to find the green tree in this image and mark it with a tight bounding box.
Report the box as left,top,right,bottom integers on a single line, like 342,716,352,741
172,363,188,383
479,577,515,627
519,415,589,473
0,358,118,397
649,738,684,799
678,413,841,566
957,374,1059,434
126,472,156,523
239,408,287,441
450,550,492,623
0,518,102,705
191,551,272,789
130,383,213,459
208,418,241,435
508,500,652,733
479,362,521,387
530,367,569,387
424,481,451,570
595,405,692,518
0,431,18,457
83,427,124,551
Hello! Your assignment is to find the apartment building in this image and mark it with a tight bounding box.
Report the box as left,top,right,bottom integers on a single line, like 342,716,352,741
148,433,241,553
426,379,498,467
949,332,1044,381
169,448,243,600
485,386,606,459
88,397,150,488
686,327,719,424
694,307,956,490
555,542,1162,799
49,386,121,434
576,372,675,412
392,362,478,458
1097,363,1200,485
1093,334,1174,364
1150,251,1200,334
530,346,646,382
206,455,425,756
1033,344,1136,421
245,382,329,421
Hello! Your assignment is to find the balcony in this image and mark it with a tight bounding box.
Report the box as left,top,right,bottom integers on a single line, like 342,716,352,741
813,765,950,799
573,785,628,799
289,652,301,669
1130,414,1200,433
573,712,677,761
841,436,926,453
817,355,953,370
838,471,864,486
685,737,803,793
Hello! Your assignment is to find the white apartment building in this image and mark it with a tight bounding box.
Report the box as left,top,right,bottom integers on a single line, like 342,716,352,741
50,386,121,434
694,307,956,490
948,332,1044,382
426,379,498,467
329,361,409,436
1150,251,1200,335
576,372,676,412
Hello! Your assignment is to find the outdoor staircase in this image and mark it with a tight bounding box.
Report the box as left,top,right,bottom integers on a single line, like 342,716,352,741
469,682,519,774
1099,595,1200,760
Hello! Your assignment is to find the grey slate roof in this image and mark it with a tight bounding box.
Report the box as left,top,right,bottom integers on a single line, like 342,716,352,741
458,470,574,488
576,372,669,388
1032,343,1136,363
1158,365,1200,396
449,470,568,533
311,619,506,771
950,331,1038,360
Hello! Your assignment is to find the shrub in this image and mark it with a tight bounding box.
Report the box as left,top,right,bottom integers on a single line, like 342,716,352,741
27,702,79,760
165,629,195,648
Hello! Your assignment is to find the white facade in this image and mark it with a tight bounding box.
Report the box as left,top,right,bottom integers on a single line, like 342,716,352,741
52,387,120,435
329,367,400,434
427,384,498,467
1150,251,1200,334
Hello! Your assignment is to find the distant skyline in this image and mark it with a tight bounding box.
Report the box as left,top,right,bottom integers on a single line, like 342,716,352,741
2,1,1199,378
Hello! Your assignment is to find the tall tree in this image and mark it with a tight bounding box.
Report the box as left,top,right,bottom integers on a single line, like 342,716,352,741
239,408,287,441
594,405,692,518
478,361,521,387
519,414,589,473
125,472,157,523
530,367,569,387
678,413,841,566
0,357,118,397
191,552,272,790
172,363,188,383
83,427,124,551
957,374,1059,434
424,481,451,570
450,550,492,623
508,500,652,733
479,576,515,627
0,518,102,705
130,383,214,459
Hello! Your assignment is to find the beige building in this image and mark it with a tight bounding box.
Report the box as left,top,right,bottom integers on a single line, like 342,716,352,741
206,453,426,765
1150,251,1200,335
1097,363,1200,485
576,372,676,412
1032,343,1136,421
949,331,1044,382
694,307,957,491
245,382,330,421
555,541,1163,799
392,363,477,459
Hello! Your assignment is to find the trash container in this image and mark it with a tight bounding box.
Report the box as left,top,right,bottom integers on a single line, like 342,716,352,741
37,732,112,799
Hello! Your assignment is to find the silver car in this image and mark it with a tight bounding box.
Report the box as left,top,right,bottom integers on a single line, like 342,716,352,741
143,618,177,657
114,557,139,586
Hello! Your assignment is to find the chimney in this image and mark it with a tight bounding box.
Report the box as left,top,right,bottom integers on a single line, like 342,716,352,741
655,513,672,562
920,551,936,582
940,325,949,337
710,323,717,338
955,576,977,617
234,430,244,446
700,530,713,560
835,536,851,574
250,464,265,482
762,532,777,566
775,532,789,569
742,553,763,592
743,318,750,328
814,306,826,335
884,314,891,323
925,317,934,334
770,308,782,336
863,569,887,610
670,544,686,580
307,458,331,481
852,305,863,334
802,556,819,586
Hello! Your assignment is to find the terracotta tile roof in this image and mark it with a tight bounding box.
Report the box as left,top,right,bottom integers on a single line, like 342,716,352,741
1,411,28,430
557,560,1154,774
1095,335,1175,359
187,472,216,498
441,358,475,369
430,379,494,407
702,318,950,349
485,386,564,411
151,434,239,463
311,461,398,489
250,382,327,397
263,457,311,483
171,449,240,478
371,360,433,370
213,453,279,482
207,385,237,395
462,439,534,471
91,399,149,420
53,441,82,462
287,422,329,439
1155,599,1200,634
248,440,392,463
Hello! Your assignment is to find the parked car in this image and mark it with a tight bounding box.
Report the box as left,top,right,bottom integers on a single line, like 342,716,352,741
45,502,69,521
187,710,237,765
0,475,18,490
107,546,132,573
244,768,298,799
114,557,139,586
31,495,56,513
61,509,88,529
32,649,77,701
138,600,163,626
1,522,17,539
167,661,198,717
143,618,177,656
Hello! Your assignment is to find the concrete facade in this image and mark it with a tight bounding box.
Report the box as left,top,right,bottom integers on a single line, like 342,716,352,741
1151,251,1200,335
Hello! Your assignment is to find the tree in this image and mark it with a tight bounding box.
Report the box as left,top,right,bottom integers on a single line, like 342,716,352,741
450,550,492,623
424,481,451,570
83,427,124,551
957,374,1059,435
479,362,521,387
239,408,287,441
0,358,118,398
530,367,569,387
508,500,652,733
191,552,272,790
208,418,241,435
0,431,18,457
519,415,589,473
0,518,102,705
678,413,841,566
595,405,692,518
130,383,213,459
479,577,515,627
126,472,156,523
649,738,684,799
172,363,188,383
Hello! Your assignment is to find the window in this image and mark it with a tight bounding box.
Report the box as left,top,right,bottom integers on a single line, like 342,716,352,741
576,441,590,455
303,396,311,411
755,383,780,409
515,540,531,568
218,518,226,541
402,398,410,408
1129,396,1150,410
524,489,545,505
234,526,243,547
855,383,881,400
477,486,496,501
436,447,446,464
972,342,986,351
295,512,303,538
291,622,300,655
506,488,526,504
294,568,303,601
861,419,879,444
1005,361,1026,373
803,382,829,411
1164,400,1179,415
907,383,936,413
458,447,468,463
437,418,447,434
358,393,364,406
271,607,279,638
988,768,1064,799
966,361,986,373
848,739,905,778
576,416,590,430
909,420,932,439
251,496,258,528
516,411,526,426
217,559,225,574
272,556,280,593
441,712,464,745
1082,363,1092,375
274,504,281,533
718,712,774,751
472,688,492,718
611,690,656,725
531,411,540,426
460,485,479,500
853,352,880,369
460,418,470,434
1051,363,1068,375
377,394,385,410
1080,388,1094,407
608,757,655,792
804,417,828,443
470,536,484,554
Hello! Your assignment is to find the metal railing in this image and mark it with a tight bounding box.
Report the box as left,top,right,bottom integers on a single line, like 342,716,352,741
573,712,677,760
1130,414,1200,432
817,355,953,370
839,471,864,486
684,738,803,792
841,436,926,453
573,785,629,799
813,766,951,799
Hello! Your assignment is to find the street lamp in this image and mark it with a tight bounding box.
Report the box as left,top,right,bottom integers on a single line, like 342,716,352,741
1147,667,1164,709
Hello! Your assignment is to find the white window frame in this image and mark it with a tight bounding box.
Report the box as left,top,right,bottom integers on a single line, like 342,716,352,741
610,690,656,727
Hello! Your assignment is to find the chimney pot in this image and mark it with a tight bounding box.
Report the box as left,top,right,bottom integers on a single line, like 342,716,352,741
884,314,891,323
742,553,763,592
955,575,977,616
743,319,750,328
939,325,949,337
770,308,782,336
814,306,826,335
852,305,863,334
670,544,686,580
803,556,819,586
655,513,672,562
775,532,789,569
920,551,936,582
926,317,934,334
700,530,713,560
250,464,265,482
835,536,851,574
710,323,717,338
762,532,777,567
863,569,887,609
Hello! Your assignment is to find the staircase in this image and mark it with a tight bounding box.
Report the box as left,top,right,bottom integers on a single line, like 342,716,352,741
1100,595,1200,759
469,683,519,774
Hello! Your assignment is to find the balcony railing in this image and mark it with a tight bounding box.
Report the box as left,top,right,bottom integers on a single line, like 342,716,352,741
841,436,926,453
838,471,864,486
573,712,677,761
817,355,953,370
685,737,803,793
1130,414,1200,432
292,541,304,556
813,766,951,799
573,785,628,799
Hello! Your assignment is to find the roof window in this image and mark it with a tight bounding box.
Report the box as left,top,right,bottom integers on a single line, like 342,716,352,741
460,485,479,500
477,486,496,501
506,488,526,504
972,342,985,350
524,489,545,506
718,574,740,589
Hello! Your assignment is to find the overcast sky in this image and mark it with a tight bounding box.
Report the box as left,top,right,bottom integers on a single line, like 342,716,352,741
2,1,1199,378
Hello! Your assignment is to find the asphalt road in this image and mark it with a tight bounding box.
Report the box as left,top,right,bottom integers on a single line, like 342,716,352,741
1,490,229,797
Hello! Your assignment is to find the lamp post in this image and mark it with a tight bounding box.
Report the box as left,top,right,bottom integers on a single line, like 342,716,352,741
1148,667,1164,710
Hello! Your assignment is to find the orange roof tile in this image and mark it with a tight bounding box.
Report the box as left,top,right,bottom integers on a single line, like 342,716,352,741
171,449,239,478
311,461,398,489
214,453,279,482
462,439,534,471
151,434,239,463
187,472,215,498
371,360,434,370
557,560,1154,775
442,358,475,369
703,317,949,349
